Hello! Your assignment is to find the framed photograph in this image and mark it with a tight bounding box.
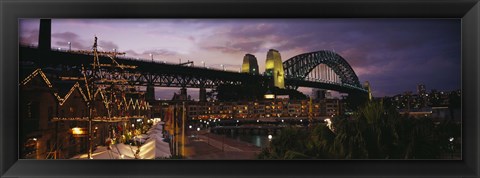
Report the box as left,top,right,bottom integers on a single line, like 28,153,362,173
1,0,479,177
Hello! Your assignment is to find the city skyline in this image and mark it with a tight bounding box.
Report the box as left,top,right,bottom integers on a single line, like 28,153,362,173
19,19,461,98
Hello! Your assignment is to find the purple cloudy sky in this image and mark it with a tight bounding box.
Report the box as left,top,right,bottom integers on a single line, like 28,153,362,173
19,19,461,99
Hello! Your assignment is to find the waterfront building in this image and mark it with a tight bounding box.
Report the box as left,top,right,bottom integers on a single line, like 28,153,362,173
180,98,343,120
19,67,151,159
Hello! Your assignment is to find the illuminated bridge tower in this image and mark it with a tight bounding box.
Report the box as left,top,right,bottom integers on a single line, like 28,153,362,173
265,49,285,89
241,54,259,75
364,81,373,100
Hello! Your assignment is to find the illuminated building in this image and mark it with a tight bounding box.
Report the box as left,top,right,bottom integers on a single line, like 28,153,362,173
417,84,427,95
19,67,150,159
241,54,259,75
184,98,343,120
265,49,285,89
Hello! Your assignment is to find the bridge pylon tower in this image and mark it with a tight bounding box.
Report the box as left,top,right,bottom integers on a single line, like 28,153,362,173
264,49,285,89
241,54,259,75
364,81,373,101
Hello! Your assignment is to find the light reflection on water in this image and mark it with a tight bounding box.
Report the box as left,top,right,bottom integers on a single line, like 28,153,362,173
215,133,269,148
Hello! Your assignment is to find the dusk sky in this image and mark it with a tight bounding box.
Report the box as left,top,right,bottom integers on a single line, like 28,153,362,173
19,19,461,99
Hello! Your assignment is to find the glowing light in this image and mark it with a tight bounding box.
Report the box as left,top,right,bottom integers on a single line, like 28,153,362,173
197,128,200,131
268,135,273,140
264,94,275,99
71,127,85,135
449,137,454,142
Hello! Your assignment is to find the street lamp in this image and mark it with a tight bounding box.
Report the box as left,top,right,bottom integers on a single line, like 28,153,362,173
68,42,71,51
449,137,455,158
201,61,205,68
268,134,273,140
220,64,225,71
149,53,153,62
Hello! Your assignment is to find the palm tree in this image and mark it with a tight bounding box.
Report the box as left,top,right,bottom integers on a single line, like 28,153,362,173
258,101,449,160
258,127,309,159
306,124,336,158
331,116,368,159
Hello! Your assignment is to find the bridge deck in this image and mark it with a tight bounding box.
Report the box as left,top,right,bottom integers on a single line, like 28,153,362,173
20,46,367,94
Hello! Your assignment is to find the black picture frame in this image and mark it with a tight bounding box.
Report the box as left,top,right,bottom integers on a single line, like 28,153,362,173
1,0,479,177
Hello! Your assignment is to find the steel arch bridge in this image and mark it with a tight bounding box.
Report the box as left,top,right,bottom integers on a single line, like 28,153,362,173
283,50,366,93
19,46,367,95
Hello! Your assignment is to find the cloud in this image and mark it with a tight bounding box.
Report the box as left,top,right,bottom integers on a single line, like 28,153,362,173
98,41,119,51
51,31,90,49
19,19,460,97
121,49,181,61
19,29,39,46
124,50,142,57
202,46,242,54
52,32,79,40
229,23,278,39
50,31,123,52
142,49,179,56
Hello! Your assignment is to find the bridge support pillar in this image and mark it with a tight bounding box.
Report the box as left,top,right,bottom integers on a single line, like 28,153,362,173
39,19,51,51
146,85,155,102
180,87,188,100
199,87,207,102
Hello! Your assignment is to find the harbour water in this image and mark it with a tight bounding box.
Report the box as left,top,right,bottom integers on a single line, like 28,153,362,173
216,133,270,148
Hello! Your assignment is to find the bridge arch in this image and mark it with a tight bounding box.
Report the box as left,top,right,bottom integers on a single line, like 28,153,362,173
283,50,362,88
